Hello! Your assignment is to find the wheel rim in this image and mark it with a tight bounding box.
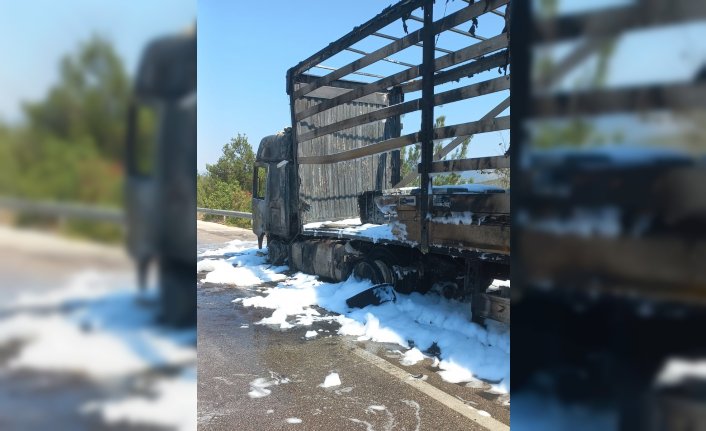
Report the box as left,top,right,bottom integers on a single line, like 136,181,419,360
353,260,383,284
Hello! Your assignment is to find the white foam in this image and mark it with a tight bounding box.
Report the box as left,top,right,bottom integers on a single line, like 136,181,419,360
226,244,510,392
198,239,259,257
400,347,426,366
247,372,290,398
199,249,287,286
0,270,196,431
81,368,196,431
319,372,341,388
0,275,195,379
657,358,706,386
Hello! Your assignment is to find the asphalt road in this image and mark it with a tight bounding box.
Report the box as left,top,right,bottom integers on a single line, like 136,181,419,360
0,225,174,431
197,221,510,431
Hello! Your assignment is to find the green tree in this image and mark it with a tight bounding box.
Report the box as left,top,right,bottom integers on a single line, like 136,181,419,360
399,115,473,187
399,144,420,184
431,115,473,185
22,35,131,162
204,134,255,193
197,134,256,229
0,35,133,242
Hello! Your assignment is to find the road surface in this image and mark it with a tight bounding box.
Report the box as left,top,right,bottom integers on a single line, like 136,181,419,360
197,220,510,431
0,224,194,430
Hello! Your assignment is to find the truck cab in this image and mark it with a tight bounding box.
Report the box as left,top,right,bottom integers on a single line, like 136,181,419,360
252,129,298,254
124,30,196,326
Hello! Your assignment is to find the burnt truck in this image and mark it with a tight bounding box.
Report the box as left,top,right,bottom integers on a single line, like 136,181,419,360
125,28,196,326
251,0,512,324
510,0,706,427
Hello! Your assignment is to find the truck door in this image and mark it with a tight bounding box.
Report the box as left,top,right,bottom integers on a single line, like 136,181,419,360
252,163,267,248
266,160,290,238
252,131,296,243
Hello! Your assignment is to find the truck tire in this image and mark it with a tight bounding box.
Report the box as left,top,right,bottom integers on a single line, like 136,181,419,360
267,237,288,266
158,258,196,327
367,247,425,295
373,259,395,284
352,259,386,285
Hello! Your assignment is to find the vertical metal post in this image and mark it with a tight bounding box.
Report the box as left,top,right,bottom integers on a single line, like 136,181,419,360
389,86,404,186
419,0,435,253
509,0,525,289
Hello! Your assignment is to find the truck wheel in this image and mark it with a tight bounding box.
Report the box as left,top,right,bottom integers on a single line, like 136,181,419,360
352,259,385,284
267,237,287,266
373,259,395,284
367,247,422,294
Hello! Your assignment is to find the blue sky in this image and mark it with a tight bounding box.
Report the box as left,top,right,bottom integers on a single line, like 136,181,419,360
0,0,195,123
197,1,510,172
3,0,702,172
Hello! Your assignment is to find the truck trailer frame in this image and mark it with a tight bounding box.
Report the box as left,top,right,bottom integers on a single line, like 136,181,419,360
252,0,511,324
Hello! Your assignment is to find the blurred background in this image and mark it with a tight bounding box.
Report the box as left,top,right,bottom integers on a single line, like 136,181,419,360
0,1,196,430
3,0,706,429
512,0,706,429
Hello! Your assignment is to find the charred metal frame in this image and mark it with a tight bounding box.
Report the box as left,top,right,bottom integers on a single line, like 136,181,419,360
513,0,706,420
286,0,511,252
515,0,706,297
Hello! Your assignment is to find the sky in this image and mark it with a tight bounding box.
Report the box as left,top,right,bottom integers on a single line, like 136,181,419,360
0,0,195,123
197,1,405,171
2,0,703,172
198,0,706,173
197,1,511,173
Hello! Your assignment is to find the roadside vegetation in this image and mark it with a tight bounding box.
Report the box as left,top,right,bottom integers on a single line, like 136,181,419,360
0,36,148,242
197,134,254,229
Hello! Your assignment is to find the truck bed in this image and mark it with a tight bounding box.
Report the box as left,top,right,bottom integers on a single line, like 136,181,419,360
301,188,510,260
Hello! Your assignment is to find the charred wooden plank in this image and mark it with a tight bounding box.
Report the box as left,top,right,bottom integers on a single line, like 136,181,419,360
297,76,509,143
372,31,455,54
521,231,706,295
532,83,706,117
448,193,510,214
399,193,510,214
400,49,509,93
430,155,510,173
294,32,508,122
345,46,416,68
395,96,509,187
402,220,511,254
433,115,510,138
292,0,509,99
289,0,426,80
297,115,510,164
535,38,610,90
533,0,706,43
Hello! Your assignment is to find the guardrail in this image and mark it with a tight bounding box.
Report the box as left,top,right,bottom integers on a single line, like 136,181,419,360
197,208,253,220
0,197,125,224
0,198,254,223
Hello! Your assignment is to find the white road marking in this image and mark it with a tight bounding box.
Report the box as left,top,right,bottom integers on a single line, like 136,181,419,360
347,342,510,431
